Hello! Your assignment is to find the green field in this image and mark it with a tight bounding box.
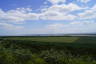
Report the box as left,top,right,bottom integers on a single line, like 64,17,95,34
2,36,96,47
2,36,96,43
0,36,96,64
4,36,79,43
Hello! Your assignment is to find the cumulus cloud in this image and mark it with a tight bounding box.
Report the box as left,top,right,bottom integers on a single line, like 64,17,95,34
24,20,96,34
78,5,96,20
78,0,90,3
0,3,83,22
1,0,94,24
0,0,95,23
0,0,95,35
48,0,66,4
0,23,24,30
40,11,76,20
40,3,83,20
0,8,39,24
42,21,96,34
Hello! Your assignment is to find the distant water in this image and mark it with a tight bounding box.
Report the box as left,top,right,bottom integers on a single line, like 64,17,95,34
0,34,96,37
68,35,96,37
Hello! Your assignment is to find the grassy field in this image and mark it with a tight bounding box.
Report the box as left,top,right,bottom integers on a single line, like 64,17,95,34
1,36,96,43
2,36,79,43
0,36,96,64
1,36,96,46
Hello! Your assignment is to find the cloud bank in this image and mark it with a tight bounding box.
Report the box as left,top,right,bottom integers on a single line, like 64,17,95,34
0,0,96,35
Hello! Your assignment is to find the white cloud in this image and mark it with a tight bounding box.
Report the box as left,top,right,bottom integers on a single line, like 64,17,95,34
40,11,76,20
1,20,95,35
0,0,95,31
43,21,96,34
78,5,96,20
47,23,64,29
0,0,95,35
24,21,96,34
41,3,82,12
78,0,90,3
40,3,82,20
48,0,66,4
91,5,96,10
0,2,89,22
0,23,24,30
0,8,39,24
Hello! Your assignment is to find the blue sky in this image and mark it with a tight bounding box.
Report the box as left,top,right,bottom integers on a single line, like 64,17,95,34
0,0,96,35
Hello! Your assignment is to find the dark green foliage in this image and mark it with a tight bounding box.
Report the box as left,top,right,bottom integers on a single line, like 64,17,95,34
0,36,96,64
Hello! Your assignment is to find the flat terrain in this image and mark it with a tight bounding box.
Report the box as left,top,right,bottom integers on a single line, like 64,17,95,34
1,36,96,43
0,36,96,48
4,36,79,43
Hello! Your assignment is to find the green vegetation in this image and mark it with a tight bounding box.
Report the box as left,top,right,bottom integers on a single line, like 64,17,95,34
5,36,79,43
0,36,96,64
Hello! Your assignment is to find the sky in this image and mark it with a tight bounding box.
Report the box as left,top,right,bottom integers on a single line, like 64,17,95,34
0,0,96,35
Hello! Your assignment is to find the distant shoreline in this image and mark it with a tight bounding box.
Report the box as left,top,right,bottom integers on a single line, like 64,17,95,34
0,34,96,37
